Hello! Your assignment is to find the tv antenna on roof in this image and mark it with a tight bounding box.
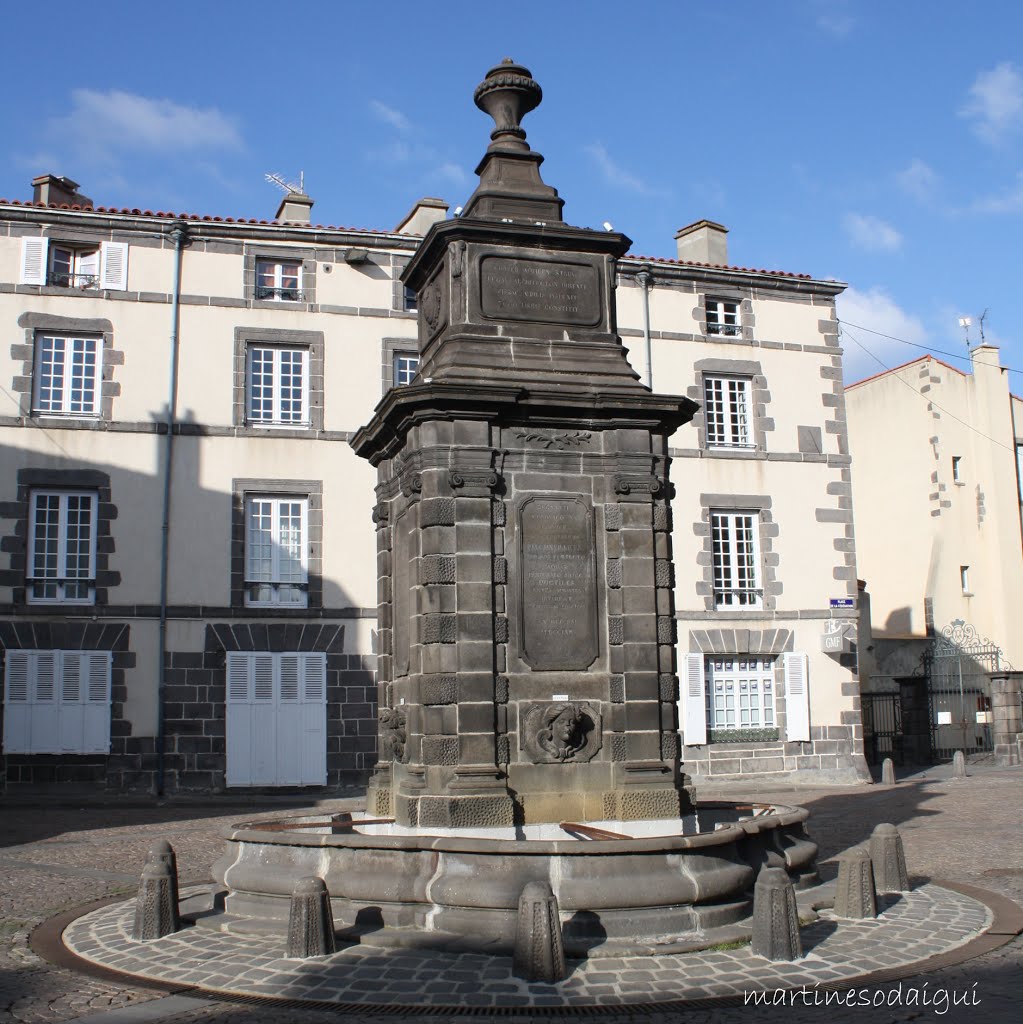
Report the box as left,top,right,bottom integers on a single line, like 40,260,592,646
264,171,305,195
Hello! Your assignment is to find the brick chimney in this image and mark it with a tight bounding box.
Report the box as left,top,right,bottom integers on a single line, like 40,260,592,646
32,174,93,209
275,192,314,225
675,220,728,265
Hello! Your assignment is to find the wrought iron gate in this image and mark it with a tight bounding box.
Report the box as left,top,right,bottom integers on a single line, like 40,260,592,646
924,619,999,760
861,691,902,764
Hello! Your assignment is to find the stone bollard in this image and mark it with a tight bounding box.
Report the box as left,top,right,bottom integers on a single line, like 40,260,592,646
869,823,909,893
880,757,896,785
951,750,967,779
146,840,179,913
513,881,566,982
286,877,336,958
132,861,180,940
834,848,878,919
752,867,802,961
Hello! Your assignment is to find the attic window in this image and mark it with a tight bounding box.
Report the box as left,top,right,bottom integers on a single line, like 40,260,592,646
705,298,741,338
19,238,128,291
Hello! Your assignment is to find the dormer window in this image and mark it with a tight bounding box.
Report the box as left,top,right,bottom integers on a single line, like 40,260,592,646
255,259,302,301
19,238,128,291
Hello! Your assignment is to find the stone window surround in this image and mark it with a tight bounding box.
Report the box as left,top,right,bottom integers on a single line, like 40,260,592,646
12,313,122,421
694,289,755,342
230,478,323,610
688,358,773,454
694,493,781,613
232,327,324,431
381,336,421,393
243,244,317,307
0,468,120,608
391,256,412,312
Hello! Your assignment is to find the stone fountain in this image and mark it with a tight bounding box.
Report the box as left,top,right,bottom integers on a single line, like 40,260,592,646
210,59,819,956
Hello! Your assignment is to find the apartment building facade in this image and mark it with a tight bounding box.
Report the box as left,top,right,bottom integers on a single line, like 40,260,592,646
847,348,1023,765
0,177,868,793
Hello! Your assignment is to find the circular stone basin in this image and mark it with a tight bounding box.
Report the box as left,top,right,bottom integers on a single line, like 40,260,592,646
207,801,817,956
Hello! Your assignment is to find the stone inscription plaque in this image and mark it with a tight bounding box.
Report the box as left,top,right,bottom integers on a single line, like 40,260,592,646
519,496,598,670
480,256,601,326
393,510,411,677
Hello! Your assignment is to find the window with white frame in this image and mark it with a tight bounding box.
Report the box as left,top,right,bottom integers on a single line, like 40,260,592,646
245,496,308,606
28,491,97,604
33,334,100,417
19,238,129,291
3,650,111,753
711,509,762,609
705,298,741,337
246,346,309,426
703,376,753,448
255,258,302,301
393,351,420,387
705,656,776,732
960,565,971,594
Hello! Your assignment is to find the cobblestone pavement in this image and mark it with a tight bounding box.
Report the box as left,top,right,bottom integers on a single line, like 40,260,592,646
1,762,1020,1023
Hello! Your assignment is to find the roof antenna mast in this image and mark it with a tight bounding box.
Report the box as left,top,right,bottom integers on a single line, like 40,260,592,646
264,171,305,195
958,316,971,356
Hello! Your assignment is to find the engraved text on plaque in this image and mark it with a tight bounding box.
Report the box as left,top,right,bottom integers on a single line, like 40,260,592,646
519,496,598,670
480,257,601,327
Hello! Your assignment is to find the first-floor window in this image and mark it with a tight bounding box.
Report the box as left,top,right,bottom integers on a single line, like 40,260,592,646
703,376,753,448
246,345,308,426
3,650,111,753
226,651,326,786
245,496,308,606
28,491,97,604
393,351,420,387
706,656,776,732
711,509,762,609
33,334,100,417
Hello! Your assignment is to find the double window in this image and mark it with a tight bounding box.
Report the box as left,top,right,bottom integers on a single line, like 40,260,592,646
706,656,776,732
244,496,308,607
28,491,97,604
33,334,100,417
19,238,129,291
705,298,741,337
703,376,752,448
255,258,302,301
3,650,111,754
711,510,762,609
246,346,308,426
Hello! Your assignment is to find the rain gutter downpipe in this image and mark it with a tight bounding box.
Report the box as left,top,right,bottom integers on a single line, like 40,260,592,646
636,268,653,389
156,221,189,797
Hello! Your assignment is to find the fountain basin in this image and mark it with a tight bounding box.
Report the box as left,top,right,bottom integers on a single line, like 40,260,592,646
207,801,818,956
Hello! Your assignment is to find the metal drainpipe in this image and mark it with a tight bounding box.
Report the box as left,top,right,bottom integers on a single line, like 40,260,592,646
156,222,189,797
636,269,653,389
1010,390,1023,560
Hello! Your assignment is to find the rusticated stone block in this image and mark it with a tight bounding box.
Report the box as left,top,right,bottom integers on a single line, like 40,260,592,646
660,731,679,760
420,498,456,527
653,502,670,531
286,876,336,958
420,554,457,584
604,505,622,531
752,866,802,961
606,559,622,588
654,559,672,587
421,675,458,705
513,881,566,982
869,823,909,893
132,861,179,941
421,614,457,644
609,674,625,703
659,674,678,701
657,616,675,644
611,735,628,761
620,788,681,820
421,736,459,765
609,616,624,645
881,757,896,785
494,616,509,644
493,556,507,584
834,848,877,919
495,675,509,703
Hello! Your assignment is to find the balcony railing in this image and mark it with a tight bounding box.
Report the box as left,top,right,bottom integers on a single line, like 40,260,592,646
706,322,742,337
713,587,764,609
48,273,99,289
255,286,304,302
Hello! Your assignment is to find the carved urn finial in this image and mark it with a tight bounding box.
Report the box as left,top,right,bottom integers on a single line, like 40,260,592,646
473,58,543,152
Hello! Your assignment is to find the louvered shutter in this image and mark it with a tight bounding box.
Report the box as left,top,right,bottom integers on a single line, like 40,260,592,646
226,653,253,786
682,653,707,746
99,242,128,290
3,652,31,753
299,654,327,786
276,654,302,785
784,652,811,742
82,652,112,753
58,652,83,751
20,238,48,285
31,652,59,752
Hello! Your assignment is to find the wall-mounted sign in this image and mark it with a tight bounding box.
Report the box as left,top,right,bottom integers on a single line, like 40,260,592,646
976,711,993,724
936,711,953,725
821,620,855,654
830,598,856,609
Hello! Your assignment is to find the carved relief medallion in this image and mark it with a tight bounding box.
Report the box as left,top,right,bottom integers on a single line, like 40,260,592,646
521,701,602,764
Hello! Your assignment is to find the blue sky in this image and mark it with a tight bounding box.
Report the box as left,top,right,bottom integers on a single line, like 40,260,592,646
2,0,1021,383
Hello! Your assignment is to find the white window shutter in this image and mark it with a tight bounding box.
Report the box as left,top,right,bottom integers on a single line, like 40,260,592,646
61,653,82,702
82,653,111,753
682,653,707,746
279,655,300,701
784,652,811,742
99,242,128,290
3,652,31,754
31,653,59,752
20,237,48,285
34,652,57,702
300,654,327,785
227,653,250,703
5,652,30,702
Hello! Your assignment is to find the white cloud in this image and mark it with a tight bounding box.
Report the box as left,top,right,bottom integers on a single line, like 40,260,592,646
433,162,468,185
584,143,665,197
972,171,1023,213
843,213,903,251
837,286,928,384
960,62,1023,145
51,90,242,160
811,0,855,36
896,159,939,201
369,100,411,134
